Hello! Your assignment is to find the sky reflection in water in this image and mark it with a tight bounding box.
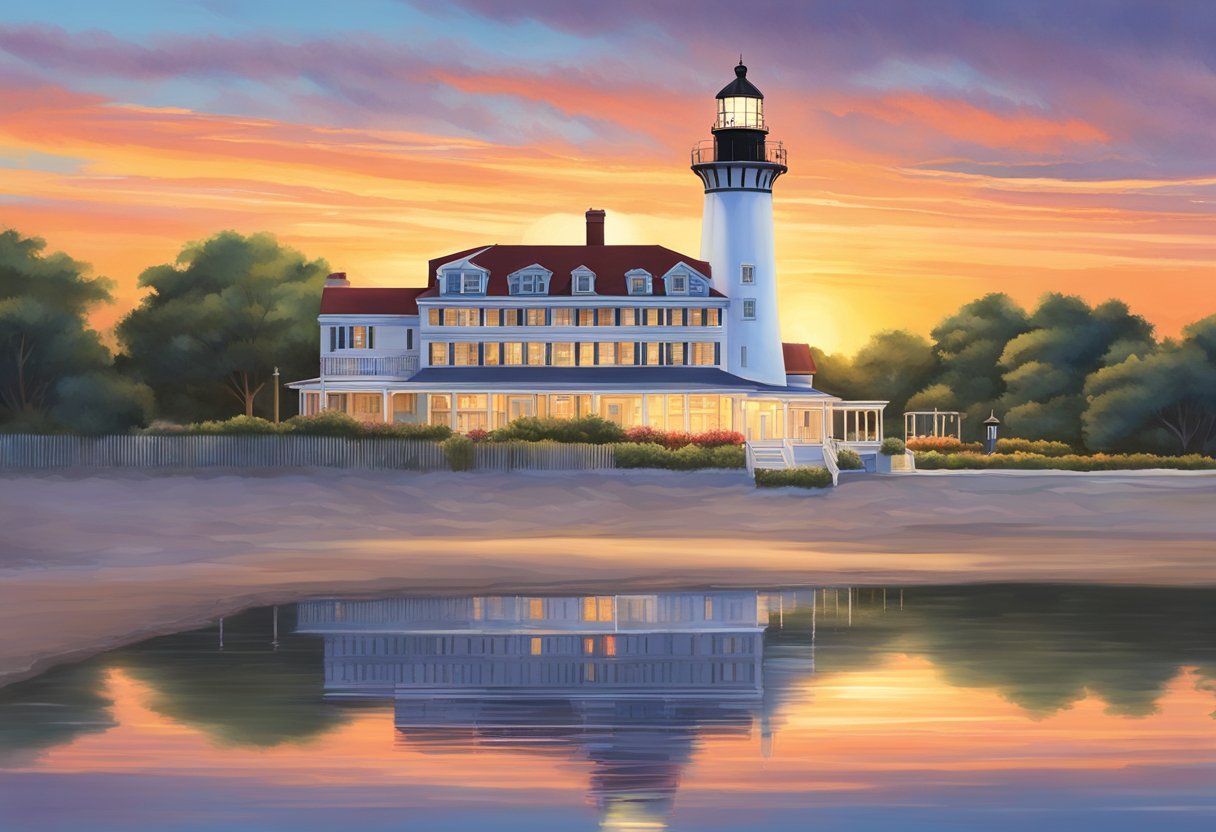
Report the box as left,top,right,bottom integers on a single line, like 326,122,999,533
1,585,1214,831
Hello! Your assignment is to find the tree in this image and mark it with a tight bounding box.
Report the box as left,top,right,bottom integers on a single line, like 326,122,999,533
0,229,150,432
118,231,328,421
998,294,1154,445
905,293,1030,437
1083,315,1216,454
814,330,936,433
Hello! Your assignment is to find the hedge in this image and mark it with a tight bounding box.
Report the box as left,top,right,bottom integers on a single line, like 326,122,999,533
906,436,984,453
994,437,1074,457
613,442,745,470
488,416,625,444
149,412,453,440
622,427,744,449
441,435,475,471
754,467,834,489
914,450,1216,471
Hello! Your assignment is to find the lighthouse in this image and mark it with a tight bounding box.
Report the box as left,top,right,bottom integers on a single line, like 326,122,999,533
691,60,788,386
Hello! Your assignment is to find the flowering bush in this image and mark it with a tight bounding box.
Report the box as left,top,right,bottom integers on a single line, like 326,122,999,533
465,428,490,443
622,426,744,449
914,451,1216,471
906,436,983,453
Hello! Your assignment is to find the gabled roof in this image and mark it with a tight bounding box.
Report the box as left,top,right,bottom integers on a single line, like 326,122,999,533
782,342,817,375
422,245,720,298
320,287,425,315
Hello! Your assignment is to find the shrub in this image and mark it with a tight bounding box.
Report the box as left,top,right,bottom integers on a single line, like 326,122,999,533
51,372,154,435
623,426,669,446
187,415,282,435
996,437,1073,457
691,430,745,448
754,467,833,489
441,434,475,471
491,416,625,444
284,410,365,437
879,437,906,456
465,428,490,443
612,442,745,470
361,422,453,441
906,436,982,453
836,448,864,469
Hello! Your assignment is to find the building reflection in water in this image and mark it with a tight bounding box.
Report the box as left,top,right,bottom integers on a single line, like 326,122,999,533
297,591,798,830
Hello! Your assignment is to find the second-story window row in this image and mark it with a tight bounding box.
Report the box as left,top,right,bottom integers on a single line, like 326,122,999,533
329,325,374,351
428,341,721,367
425,307,723,327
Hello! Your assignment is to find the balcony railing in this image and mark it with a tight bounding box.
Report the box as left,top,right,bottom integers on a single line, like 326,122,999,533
321,354,419,378
691,140,787,167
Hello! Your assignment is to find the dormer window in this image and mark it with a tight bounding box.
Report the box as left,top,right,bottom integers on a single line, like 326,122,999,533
661,263,709,296
668,273,688,294
508,264,553,296
571,266,596,295
626,269,652,295
461,273,480,294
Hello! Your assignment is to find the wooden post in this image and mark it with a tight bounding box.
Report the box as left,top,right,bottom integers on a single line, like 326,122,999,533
273,367,280,424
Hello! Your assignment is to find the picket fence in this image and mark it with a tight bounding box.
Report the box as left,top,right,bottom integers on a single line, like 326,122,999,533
0,434,616,472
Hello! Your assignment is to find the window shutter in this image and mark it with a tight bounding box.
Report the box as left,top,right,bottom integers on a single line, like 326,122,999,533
368,327,374,349
407,328,414,350
714,342,721,366
329,327,336,352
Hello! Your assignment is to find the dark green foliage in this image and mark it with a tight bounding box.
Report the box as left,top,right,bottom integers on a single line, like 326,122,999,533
490,415,625,444
812,329,936,435
914,450,1216,470
117,231,328,422
1083,315,1216,455
998,294,1153,445
754,466,833,488
0,229,151,432
836,448,863,469
879,437,906,456
613,442,744,469
905,293,1031,437
360,422,454,440
441,434,475,471
282,410,364,436
187,415,284,434
51,372,154,435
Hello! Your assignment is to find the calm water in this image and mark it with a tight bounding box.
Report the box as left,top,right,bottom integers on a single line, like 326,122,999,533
1,585,1214,831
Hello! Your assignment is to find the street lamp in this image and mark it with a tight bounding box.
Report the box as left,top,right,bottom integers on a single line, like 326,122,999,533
984,411,1001,454
273,366,280,424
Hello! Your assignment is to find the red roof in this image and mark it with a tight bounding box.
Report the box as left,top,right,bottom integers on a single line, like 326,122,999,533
422,245,720,298
782,342,817,375
320,287,425,315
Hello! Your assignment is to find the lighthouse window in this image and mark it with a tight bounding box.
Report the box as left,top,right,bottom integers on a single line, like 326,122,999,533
742,299,757,320
741,264,755,284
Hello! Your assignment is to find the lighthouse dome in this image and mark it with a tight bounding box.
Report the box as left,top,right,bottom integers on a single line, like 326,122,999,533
714,61,765,131
716,61,764,99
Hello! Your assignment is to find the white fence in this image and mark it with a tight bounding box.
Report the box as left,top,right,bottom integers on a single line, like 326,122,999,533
0,434,616,472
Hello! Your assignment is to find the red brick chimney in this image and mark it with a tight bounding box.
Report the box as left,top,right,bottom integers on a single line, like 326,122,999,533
324,272,350,287
585,209,605,246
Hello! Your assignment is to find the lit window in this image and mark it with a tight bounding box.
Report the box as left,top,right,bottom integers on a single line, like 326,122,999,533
583,637,595,654
430,343,449,366
598,342,616,366
596,308,615,326
576,343,596,366
708,309,721,326
691,342,715,365
552,308,573,327
504,343,524,365
350,326,368,348
742,299,756,320
643,342,661,365
530,637,542,656
528,598,544,619
705,597,714,619
484,308,501,326
453,342,479,366
618,342,635,365
526,343,546,366
644,308,661,326
620,308,637,326
526,308,546,326
551,342,574,366
670,342,685,365
688,308,704,326
604,636,616,657
483,344,500,365
578,308,595,327
428,308,441,326
741,264,755,284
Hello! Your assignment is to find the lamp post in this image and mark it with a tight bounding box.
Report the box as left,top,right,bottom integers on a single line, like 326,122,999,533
984,411,1001,454
273,366,280,424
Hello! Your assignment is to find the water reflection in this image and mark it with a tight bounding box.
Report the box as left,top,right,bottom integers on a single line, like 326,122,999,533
1,584,1214,831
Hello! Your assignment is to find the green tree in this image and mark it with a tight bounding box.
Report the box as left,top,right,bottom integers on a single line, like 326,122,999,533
118,231,327,421
905,293,1031,437
1083,315,1216,454
813,330,936,434
998,295,1154,445
0,229,151,432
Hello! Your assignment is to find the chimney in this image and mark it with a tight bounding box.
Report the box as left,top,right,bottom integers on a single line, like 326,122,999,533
585,209,605,246
324,272,350,287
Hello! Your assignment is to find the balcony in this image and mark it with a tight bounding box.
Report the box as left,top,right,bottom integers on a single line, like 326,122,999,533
321,354,419,379
690,140,787,167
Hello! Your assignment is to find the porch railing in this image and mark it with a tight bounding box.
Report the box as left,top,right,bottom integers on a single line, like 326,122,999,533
321,354,419,378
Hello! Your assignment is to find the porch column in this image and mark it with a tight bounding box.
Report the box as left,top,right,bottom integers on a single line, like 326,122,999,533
591,393,600,420
641,394,649,426
683,395,690,433
382,388,390,423
486,393,493,430
781,401,789,440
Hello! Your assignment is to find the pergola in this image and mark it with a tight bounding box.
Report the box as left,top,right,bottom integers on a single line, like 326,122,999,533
904,409,965,440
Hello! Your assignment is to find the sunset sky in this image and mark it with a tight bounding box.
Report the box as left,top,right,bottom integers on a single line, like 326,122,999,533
1,1,1214,353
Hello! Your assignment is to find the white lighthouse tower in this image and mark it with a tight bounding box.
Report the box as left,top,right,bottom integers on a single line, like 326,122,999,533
692,61,788,386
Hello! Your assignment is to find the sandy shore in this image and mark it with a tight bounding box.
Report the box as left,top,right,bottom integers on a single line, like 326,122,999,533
2,468,1215,688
